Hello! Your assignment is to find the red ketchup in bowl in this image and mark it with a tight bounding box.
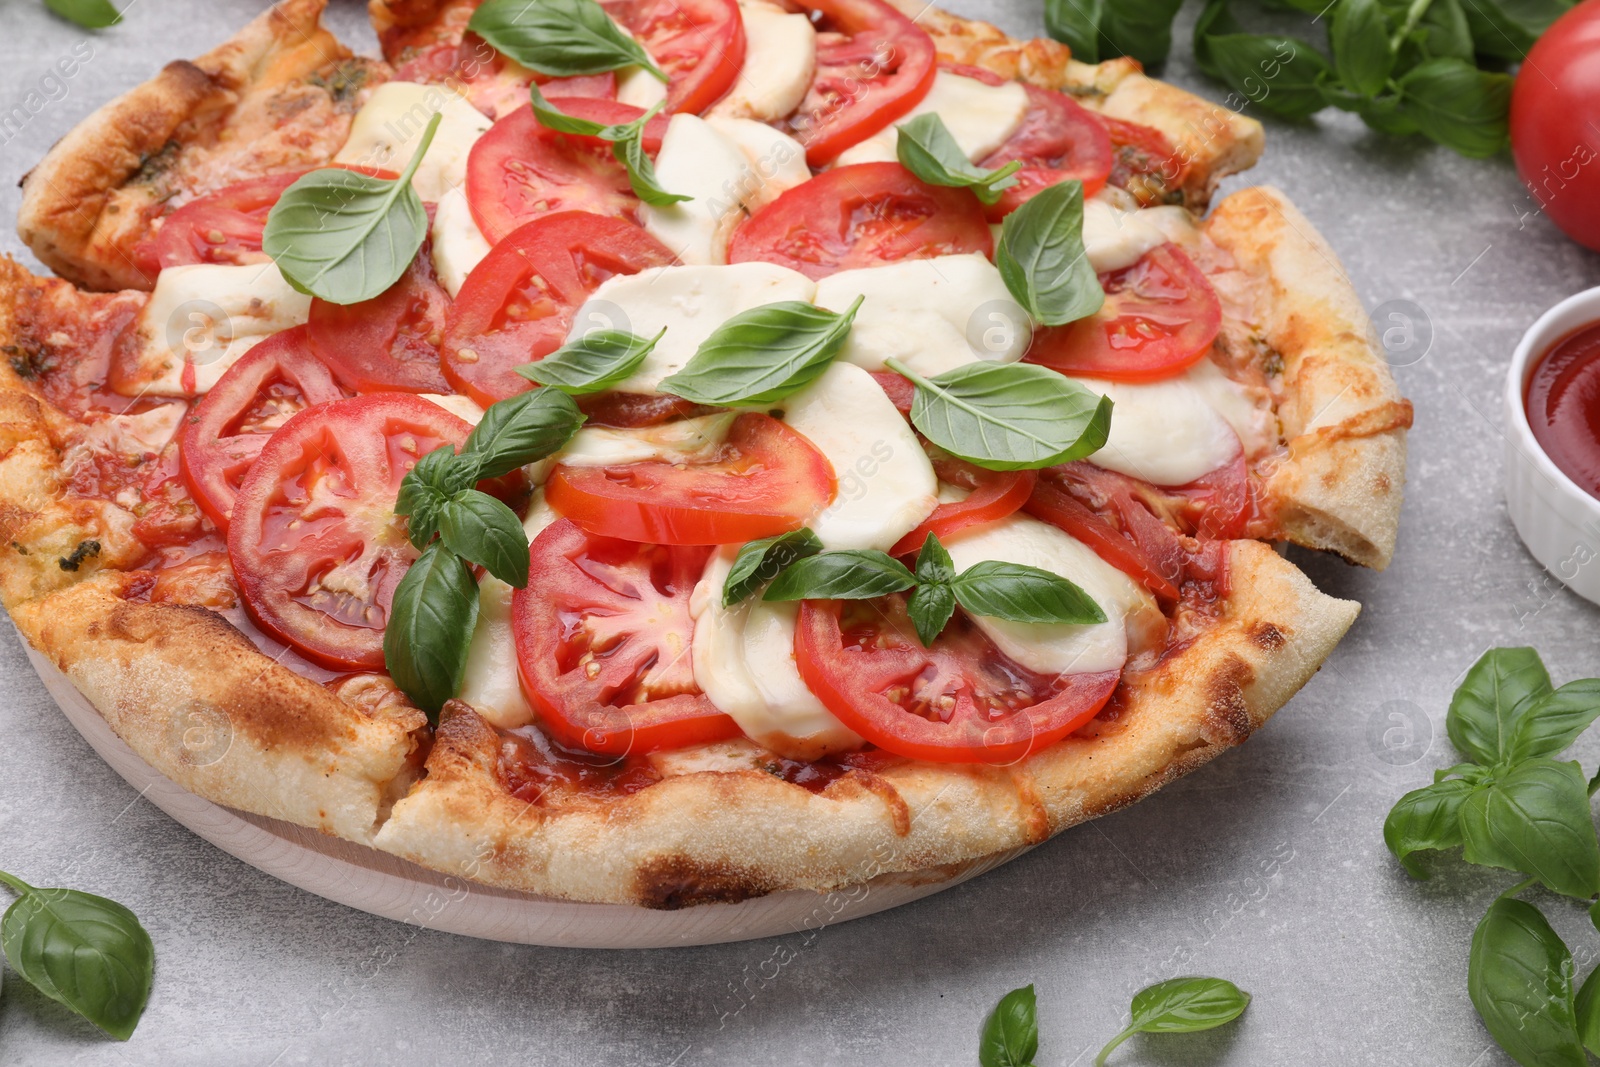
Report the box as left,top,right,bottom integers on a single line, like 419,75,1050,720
1527,321,1600,498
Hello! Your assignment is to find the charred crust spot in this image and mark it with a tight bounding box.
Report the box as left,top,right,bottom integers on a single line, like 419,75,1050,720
1201,654,1256,746
635,856,772,910
1250,621,1286,652
57,538,100,571
831,770,912,836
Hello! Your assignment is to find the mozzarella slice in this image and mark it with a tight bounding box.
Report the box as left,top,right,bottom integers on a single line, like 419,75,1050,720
944,514,1162,675
616,65,669,110
334,81,492,203
576,263,816,393
1183,358,1278,459
704,117,812,212
431,186,491,298
774,362,936,551
119,263,312,397
555,412,737,467
708,2,816,122
457,491,563,730
813,254,1029,376
690,549,861,759
833,71,1030,167
1076,375,1243,486
641,114,754,265
420,393,485,425
1081,200,1200,273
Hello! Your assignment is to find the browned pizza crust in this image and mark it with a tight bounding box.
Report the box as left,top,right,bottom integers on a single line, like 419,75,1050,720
17,0,387,292
1204,187,1412,570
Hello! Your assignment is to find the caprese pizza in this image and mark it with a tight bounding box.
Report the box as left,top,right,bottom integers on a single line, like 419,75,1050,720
0,0,1410,906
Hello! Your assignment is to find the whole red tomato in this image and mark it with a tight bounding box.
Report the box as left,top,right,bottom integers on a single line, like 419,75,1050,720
1511,0,1600,251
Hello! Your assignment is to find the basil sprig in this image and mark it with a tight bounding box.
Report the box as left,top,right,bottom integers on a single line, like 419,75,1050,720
978,977,1248,1067
660,297,863,406
895,114,1022,206
1043,0,1183,67
468,0,666,81
517,328,664,394
995,179,1103,327
529,86,687,206
756,532,1103,645
0,869,153,1040
45,0,122,29
1383,646,1600,1067
263,112,440,305
885,357,1112,472
721,529,823,607
387,388,585,717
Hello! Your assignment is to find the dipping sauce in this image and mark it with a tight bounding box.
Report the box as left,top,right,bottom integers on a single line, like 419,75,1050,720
1527,321,1600,497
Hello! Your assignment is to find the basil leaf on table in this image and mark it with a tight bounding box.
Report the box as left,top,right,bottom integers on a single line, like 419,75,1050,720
1383,776,1475,878
660,297,863,406
887,358,1112,472
763,550,916,602
1578,963,1600,1058
979,984,1039,1067
1459,758,1600,899
1203,31,1334,121
529,86,689,206
1397,59,1513,158
1448,646,1553,767
1404,0,1475,64
1043,0,1185,67
384,541,480,719
952,561,1106,626
45,0,121,28
1506,679,1600,763
896,114,1021,205
0,871,153,1040
722,529,823,607
1469,898,1587,1067
994,180,1103,327
468,0,665,80
518,328,663,394
437,489,532,588
1461,0,1570,61
907,533,958,646
459,386,586,480
263,112,439,305
1330,0,1394,98
1095,976,1250,1065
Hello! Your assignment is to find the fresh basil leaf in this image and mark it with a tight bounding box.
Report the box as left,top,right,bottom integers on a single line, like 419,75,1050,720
1406,0,1474,63
1459,758,1600,899
396,445,476,548
1460,0,1569,61
1331,0,1395,97
896,114,1021,205
460,386,585,479
890,359,1113,472
1203,32,1334,121
995,180,1103,327
437,489,531,588
1383,777,1476,878
906,533,957,646
1095,977,1250,1066
0,872,153,1040
263,113,438,305
979,984,1039,1067
1578,964,1600,1058
660,297,863,406
1447,646,1553,767
1469,898,1586,1067
518,328,662,394
384,541,480,718
1436,762,1490,785
953,561,1107,626
763,550,916,602
468,0,665,81
722,529,823,607
1507,679,1600,763
45,0,121,28
1043,0,1185,67
529,83,618,136
529,87,689,206
1397,58,1513,158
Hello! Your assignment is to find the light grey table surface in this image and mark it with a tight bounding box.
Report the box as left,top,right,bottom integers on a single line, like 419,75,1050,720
0,1,1596,1064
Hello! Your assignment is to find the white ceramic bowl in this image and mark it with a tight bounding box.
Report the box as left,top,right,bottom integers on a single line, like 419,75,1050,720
1504,286,1600,606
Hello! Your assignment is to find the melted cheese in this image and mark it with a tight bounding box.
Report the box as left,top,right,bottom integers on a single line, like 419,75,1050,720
431,186,491,298
834,71,1030,167
1183,358,1278,459
944,514,1161,675
704,117,812,212
708,2,817,122
616,65,669,110
1081,200,1200,273
334,81,491,203
774,362,936,551
574,263,816,393
420,393,485,424
121,263,312,397
641,114,753,265
1077,374,1243,486
813,254,1028,376
556,412,737,467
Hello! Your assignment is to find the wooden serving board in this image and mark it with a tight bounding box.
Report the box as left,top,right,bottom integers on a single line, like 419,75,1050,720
25,645,1022,948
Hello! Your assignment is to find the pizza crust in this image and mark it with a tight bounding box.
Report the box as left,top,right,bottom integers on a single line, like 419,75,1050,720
17,0,385,292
